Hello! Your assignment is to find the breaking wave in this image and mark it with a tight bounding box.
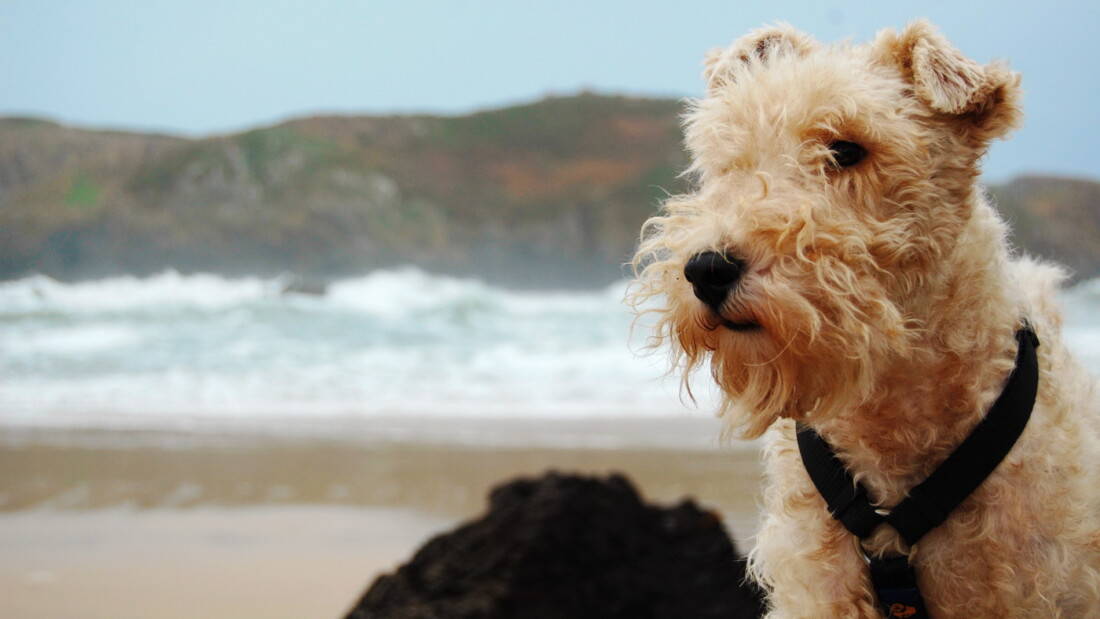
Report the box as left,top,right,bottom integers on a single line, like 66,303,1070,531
2,268,1097,432
0,268,711,429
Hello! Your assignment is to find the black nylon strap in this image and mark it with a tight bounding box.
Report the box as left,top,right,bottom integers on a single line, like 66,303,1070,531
797,424,883,538
887,326,1040,545
797,325,1040,546
796,325,1040,619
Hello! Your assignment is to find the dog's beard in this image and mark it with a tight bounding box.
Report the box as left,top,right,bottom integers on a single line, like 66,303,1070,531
629,232,916,439
671,279,911,439
674,288,810,439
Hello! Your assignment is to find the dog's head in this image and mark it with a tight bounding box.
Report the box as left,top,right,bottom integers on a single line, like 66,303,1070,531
630,22,1021,437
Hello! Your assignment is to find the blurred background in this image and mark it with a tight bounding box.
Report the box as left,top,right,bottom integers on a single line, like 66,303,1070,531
2,1,1098,617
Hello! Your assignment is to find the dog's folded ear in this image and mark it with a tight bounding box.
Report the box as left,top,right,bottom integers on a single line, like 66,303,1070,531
876,20,1022,140
703,24,816,94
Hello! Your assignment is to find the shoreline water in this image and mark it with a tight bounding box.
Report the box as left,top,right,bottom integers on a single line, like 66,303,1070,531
0,412,740,450
4,269,1096,427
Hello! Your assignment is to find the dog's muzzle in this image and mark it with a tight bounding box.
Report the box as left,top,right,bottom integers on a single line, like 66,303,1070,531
683,251,745,311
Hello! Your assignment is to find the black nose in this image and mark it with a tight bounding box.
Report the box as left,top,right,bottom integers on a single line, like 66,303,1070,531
684,251,745,309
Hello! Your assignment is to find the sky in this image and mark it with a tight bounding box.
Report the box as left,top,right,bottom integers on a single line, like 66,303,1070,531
2,0,1098,181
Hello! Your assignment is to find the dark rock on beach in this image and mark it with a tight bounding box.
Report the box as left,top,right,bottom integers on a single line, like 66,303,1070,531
345,471,765,619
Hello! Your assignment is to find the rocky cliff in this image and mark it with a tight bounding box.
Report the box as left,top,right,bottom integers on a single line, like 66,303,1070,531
1,95,1096,287
989,176,1100,282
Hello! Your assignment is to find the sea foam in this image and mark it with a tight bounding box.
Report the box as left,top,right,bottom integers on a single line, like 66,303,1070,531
1,269,1096,432
0,269,710,429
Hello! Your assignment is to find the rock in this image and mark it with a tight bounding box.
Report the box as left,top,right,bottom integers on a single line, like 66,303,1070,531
278,275,328,296
345,472,765,619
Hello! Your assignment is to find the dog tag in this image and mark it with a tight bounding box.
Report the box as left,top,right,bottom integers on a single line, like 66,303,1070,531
875,587,927,618
868,555,929,619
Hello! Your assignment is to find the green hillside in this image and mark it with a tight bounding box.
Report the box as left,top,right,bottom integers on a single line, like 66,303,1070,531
0,95,1096,286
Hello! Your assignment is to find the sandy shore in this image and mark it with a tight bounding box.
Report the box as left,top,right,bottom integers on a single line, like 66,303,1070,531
0,506,450,619
0,419,762,618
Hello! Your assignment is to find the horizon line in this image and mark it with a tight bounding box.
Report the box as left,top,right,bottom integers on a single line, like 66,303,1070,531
0,88,691,140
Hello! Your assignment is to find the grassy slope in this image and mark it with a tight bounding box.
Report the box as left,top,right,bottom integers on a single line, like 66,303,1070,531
0,96,1096,286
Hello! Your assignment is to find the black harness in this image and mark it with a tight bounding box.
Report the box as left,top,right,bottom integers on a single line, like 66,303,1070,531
796,325,1040,618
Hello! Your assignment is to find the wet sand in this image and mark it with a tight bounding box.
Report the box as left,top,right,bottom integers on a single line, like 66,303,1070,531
0,419,763,618
0,506,450,619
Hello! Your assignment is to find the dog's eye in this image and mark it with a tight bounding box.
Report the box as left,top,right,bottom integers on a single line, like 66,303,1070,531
828,141,867,168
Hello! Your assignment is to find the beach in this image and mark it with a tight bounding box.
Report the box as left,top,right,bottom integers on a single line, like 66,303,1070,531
0,417,762,619
0,506,449,619
3,271,1093,618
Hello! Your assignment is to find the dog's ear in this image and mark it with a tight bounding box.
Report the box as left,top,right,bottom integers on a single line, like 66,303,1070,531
703,24,816,94
875,20,1021,140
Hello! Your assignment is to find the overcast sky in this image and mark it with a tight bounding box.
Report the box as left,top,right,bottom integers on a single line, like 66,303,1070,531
2,0,1098,181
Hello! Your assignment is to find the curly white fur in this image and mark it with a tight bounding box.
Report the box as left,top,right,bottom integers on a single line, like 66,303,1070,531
631,21,1100,617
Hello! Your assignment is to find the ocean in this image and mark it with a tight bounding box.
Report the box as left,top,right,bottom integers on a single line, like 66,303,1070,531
2,268,1098,435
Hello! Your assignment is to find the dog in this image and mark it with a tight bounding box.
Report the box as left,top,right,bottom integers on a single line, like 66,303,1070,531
630,20,1100,617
